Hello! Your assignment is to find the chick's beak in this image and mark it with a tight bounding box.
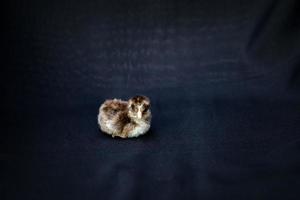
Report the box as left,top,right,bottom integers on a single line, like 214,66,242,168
137,110,142,119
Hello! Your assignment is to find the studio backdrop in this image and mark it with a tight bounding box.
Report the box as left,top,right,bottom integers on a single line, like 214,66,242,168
3,0,300,199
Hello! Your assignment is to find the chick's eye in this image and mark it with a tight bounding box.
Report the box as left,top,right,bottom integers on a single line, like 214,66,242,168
143,105,149,112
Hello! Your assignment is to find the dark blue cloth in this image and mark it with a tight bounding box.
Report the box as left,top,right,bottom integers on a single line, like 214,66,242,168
3,0,300,199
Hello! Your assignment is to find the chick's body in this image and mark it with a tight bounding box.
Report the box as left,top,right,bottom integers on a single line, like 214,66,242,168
98,96,151,138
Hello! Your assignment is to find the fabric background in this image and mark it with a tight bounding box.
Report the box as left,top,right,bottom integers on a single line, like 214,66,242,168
3,0,300,199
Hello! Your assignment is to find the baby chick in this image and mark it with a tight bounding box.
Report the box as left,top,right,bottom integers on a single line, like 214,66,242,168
98,95,151,138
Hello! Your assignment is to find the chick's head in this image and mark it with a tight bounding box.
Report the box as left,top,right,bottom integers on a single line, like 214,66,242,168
128,95,151,120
